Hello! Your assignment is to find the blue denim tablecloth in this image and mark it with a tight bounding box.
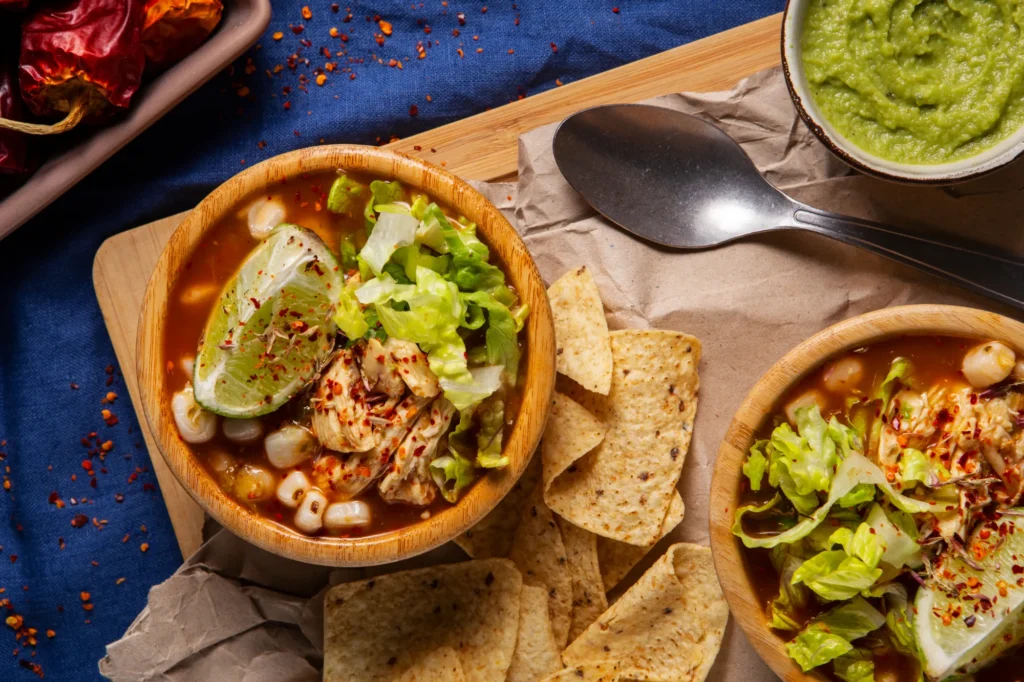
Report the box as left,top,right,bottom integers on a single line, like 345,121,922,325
0,1,783,678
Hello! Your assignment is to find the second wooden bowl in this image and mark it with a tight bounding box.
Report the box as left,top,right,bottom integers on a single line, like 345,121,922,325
136,145,556,566
708,304,1024,680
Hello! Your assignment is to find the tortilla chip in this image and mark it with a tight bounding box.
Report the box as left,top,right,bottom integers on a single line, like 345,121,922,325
508,483,573,647
323,559,522,682
397,648,466,682
548,266,613,395
556,516,608,643
562,544,727,682
597,491,685,592
540,662,625,681
456,456,542,559
541,392,606,496
547,330,700,545
506,585,564,682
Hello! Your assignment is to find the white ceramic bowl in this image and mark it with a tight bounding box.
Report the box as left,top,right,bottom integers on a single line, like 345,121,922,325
782,0,1024,184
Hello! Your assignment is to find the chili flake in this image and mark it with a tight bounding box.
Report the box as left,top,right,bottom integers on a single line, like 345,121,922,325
272,31,283,40
70,514,88,528
378,19,392,35
301,5,311,19
140,542,150,553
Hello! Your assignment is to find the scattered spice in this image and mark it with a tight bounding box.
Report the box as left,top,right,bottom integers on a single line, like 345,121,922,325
301,5,311,20
140,542,150,553
378,19,392,35
272,31,283,40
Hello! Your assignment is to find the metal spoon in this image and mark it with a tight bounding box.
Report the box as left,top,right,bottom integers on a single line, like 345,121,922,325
552,104,1024,311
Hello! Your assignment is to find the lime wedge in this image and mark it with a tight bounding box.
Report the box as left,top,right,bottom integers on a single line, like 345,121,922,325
915,514,1024,679
193,224,341,418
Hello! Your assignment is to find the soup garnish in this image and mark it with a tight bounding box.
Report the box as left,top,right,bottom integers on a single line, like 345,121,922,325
733,337,1024,681
164,171,528,537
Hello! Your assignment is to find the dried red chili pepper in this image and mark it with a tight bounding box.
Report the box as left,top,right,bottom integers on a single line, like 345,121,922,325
0,0,144,135
0,62,28,175
142,0,223,67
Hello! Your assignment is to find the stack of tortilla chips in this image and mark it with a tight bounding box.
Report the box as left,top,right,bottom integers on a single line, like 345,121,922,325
323,266,728,682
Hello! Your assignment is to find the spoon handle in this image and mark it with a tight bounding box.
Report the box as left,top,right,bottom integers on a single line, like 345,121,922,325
789,205,1024,311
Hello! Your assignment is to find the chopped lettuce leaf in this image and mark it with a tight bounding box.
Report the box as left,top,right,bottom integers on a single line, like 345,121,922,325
786,597,885,672
364,180,406,229
326,175,363,214
332,278,369,340
839,483,876,508
790,548,881,601
462,304,486,331
827,522,885,568
410,195,428,221
430,452,475,503
876,583,921,660
440,366,504,412
423,204,507,293
833,649,875,682
770,547,811,631
393,244,450,282
339,236,358,272
877,357,911,407
733,453,939,549
359,212,419,275
475,398,506,468
866,503,922,569
375,202,412,215
512,304,529,332
462,291,521,385
768,406,840,514
743,440,768,492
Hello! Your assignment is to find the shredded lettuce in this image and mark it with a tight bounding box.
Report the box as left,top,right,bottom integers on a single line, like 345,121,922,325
865,503,922,569
475,398,506,468
339,236,359,272
839,484,876,508
790,547,881,602
430,452,475,503
786,597,885,672
833,649,875,682
364,180,405,229
440,366,504,412
733,452,939,549
326,175,363,214
422,204,507,293
877,357,911,407
360,212,419,275
392,244,450,282
767,406,841,514
769,547,811,630
874,583,921,661
332,278,370,340
743,440,768,492
461,291,521,385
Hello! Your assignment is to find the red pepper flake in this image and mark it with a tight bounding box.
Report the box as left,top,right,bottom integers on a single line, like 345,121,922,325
379,19,392,35
409,104,418,117
457,48,464,58
105,392,117,403
140,542,150,553
114,493,124,503
121,534,130,544
291,24,305,34
45,630,54,638
116,577,126,586
550,42,558,53
316,74,327,86
70,383,79,390
79,592,90,602
57,538,65,550
83,603,94,612
612,6,620,12
330,3,338,11
301,5,312,19
70,514,88,528
101,441,113,452
272,31,284,40
457,12,466,24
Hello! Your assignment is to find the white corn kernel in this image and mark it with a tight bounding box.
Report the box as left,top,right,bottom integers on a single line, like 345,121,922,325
822,357,864,393
785,389,826,425
223,418,264,444
323,500,372,530
233,465,275,503
247,197,286,240
264,425,318,469
962,342,1015,388
294,488,328,534
171,384,218,444
276,470,312,509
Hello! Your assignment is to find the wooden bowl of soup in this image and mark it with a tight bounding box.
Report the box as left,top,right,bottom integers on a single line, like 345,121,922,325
710,305,1024,682
137,145,555,566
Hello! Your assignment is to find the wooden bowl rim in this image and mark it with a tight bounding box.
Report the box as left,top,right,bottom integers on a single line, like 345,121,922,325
708,304,1024,681
137,144,556,567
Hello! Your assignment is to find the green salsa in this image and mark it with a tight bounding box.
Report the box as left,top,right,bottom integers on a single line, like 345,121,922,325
801,0,1024,165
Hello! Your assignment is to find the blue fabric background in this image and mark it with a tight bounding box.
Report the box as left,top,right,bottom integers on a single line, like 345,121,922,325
0,1,783,678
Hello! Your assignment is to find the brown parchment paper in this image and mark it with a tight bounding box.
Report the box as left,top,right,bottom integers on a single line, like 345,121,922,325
100,66,1020,681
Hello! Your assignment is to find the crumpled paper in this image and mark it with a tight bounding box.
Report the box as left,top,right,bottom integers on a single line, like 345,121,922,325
100,66,1020,681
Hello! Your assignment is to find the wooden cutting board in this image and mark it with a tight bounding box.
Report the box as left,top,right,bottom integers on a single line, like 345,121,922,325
93,14,782,561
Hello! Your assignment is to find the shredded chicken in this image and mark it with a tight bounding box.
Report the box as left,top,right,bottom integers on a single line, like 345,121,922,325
310,349,377,453
359,338,406,398
311,394,431,499
379,398,456,506
383,338,441,398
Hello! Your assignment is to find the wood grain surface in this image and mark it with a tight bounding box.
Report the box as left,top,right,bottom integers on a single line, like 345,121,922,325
708,305,1024,682
93,13,782,560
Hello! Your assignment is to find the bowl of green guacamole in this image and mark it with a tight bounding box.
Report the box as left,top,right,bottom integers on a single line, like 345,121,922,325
783,0,1024,183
